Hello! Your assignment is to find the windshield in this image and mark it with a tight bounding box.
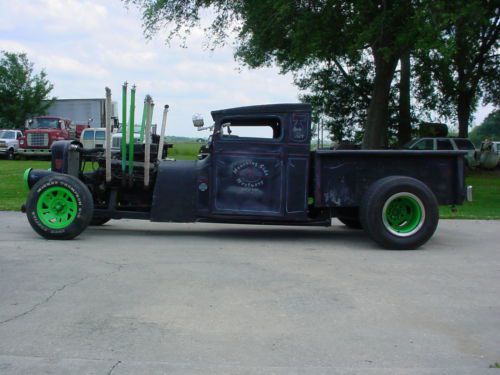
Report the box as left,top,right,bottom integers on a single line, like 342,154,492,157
0,130,15,139
31,118,60,129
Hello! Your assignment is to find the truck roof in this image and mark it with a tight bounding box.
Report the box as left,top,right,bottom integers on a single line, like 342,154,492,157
211,103,311,121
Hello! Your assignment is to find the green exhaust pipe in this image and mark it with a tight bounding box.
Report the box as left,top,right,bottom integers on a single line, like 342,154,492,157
121,82,128,173
128,85,136,174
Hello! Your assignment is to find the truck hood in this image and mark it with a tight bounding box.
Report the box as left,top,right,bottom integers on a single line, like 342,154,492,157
0,138,17,143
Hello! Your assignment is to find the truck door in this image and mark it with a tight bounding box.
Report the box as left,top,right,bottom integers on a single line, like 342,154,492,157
210,112,310,219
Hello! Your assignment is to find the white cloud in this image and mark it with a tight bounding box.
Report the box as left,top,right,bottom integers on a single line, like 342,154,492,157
0,0,300,136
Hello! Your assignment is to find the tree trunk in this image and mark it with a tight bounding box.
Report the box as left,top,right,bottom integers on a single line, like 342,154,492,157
362,51,398,149
457,90,473,138
398,52,412,146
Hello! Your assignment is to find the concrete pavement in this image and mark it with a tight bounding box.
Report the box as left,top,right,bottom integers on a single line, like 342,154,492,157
0,211,499,374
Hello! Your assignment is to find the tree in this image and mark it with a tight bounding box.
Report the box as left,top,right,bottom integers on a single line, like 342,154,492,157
0,51,54,129
414,0,499,138
398,52,412,146
469,109,500,146
126,0,426,148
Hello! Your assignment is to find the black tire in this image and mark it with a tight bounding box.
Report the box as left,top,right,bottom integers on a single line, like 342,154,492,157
360,176,439,250
26,174,93,240
7,148,15,160
90,216,111,226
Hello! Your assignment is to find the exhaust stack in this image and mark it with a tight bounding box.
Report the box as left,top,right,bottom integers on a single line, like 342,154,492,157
144,95,153,188
105,87,112,183
157,104,169,160
128,85,136,175
121,82,128,173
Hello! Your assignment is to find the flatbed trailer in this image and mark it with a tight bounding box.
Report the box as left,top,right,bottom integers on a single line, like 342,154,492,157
22,98,471,249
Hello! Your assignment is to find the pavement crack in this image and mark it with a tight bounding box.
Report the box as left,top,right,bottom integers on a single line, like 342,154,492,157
107,360,121,374
0,275,91,326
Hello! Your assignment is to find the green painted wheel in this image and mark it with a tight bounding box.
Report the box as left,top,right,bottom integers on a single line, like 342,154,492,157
36,186,78,229
382,192,425,237
26,174,93,240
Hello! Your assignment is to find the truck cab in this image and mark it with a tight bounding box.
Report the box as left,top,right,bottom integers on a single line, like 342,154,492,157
0,129,23,159
19,116,72,156
149,104,316,224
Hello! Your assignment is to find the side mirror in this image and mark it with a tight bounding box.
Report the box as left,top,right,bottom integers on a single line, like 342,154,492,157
192,114,204,128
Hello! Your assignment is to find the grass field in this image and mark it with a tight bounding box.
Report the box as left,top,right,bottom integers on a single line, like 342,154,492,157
1,150,499,219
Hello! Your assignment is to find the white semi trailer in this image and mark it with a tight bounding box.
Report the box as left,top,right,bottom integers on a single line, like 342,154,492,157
43,99,118,128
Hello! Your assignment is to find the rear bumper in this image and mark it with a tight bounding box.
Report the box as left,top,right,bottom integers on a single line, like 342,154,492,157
18,148,52,155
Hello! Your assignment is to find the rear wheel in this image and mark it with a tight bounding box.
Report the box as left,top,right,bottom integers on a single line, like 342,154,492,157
26,174,93,240
360,176,438,250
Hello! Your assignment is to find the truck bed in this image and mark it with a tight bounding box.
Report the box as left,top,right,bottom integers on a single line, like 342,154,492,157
314,150,466,207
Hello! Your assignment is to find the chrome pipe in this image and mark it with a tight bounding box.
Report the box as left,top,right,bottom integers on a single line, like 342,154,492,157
157,104,169,160
105,87,112,183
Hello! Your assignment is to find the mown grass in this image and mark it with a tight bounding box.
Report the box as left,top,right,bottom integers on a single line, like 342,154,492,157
167,142,202,160
439,170,500,219
1,150,499,219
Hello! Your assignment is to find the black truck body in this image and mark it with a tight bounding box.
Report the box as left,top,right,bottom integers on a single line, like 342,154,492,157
24,103,468,249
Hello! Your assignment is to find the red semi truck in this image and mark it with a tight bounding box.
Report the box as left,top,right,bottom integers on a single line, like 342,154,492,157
18,116,88,157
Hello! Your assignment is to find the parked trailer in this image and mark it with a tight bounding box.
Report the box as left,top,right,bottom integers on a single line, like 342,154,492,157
43,98,117,128
22,99,471,249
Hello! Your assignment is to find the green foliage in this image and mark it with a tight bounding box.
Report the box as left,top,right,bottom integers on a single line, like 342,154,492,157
413,0,499,136
124,0,427,148
125,0,498,146
0,51,54,129
469,109,500,146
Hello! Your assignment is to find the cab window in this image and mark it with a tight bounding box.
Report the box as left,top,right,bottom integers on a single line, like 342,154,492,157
218,117,281,141
95,130,105,140
437,139,454,150
413,139,434,150
82,130,94,141
454,139,475,150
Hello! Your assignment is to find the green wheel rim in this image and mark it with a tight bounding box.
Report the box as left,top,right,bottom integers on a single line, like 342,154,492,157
36,186,78,229
382,192,425,237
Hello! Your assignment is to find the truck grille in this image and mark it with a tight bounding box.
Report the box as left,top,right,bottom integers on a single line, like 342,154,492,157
27,133,49,147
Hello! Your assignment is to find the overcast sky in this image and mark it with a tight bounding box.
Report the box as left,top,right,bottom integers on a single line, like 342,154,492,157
0,0,494,137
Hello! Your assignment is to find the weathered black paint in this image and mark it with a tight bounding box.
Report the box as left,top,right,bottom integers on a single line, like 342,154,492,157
314,150,466,207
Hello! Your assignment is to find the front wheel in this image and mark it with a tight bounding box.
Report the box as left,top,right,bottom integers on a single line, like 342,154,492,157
26,174,93,240
360,176,439,250
7,149,15,160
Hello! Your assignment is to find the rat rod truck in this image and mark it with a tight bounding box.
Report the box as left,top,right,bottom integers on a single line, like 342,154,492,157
22,89,471,249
